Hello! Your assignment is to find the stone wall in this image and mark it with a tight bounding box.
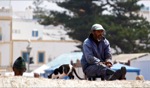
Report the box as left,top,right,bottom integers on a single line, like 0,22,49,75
0,76,150,88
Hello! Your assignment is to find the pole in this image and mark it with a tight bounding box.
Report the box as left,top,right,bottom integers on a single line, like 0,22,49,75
27,39,32,72
27,51,30,72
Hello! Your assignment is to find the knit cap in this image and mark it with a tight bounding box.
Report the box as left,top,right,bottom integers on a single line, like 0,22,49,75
13,56,26,69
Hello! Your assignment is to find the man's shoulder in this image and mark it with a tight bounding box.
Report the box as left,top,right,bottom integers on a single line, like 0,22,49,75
102,37,110,44
83,38,92,45
84,38,90,42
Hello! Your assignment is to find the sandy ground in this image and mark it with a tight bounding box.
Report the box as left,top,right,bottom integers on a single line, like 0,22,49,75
0,76,150,88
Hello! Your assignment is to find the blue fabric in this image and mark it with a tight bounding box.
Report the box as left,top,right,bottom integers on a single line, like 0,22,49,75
111,63,140,75
46,52,83,68
45,52,83,77
63,76,70,79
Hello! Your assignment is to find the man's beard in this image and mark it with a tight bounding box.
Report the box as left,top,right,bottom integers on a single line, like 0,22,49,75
97,39,101,42
97,35,103,41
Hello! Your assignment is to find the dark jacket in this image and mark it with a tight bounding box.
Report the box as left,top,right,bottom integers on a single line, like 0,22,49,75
81,34,112,71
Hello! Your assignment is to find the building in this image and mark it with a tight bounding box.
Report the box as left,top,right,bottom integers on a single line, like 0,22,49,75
138,0,150,22
0,5,81,75
0,6,12,72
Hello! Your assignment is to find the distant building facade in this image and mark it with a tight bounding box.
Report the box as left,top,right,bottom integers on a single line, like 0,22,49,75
0,5,80,74
138,0,150,22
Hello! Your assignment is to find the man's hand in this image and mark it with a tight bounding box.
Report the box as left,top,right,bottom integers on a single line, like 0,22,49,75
104,61,112,68
98,62,106,67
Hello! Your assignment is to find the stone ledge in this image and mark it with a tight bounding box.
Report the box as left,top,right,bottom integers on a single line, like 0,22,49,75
0,76,150,88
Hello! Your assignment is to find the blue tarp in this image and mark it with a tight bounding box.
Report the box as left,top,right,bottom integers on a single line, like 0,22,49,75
46,52,83,68
111,63,140,75
45,52,140,75
45,52,83,77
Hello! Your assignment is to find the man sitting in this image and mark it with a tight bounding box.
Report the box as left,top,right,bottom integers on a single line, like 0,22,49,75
81,24,126,80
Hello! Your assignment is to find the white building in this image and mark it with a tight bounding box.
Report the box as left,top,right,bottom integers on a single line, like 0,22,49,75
138,0,150,22
0,6,12,72
0,5,81,74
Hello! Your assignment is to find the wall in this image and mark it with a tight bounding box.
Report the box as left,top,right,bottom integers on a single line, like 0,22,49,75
0,20,11,42
12,19,43,40
0,43,10,66
131,60,150,80
12,40,80,70
0,8,12,71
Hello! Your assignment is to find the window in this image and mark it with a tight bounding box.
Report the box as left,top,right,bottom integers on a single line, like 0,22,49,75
32,30,38,37
13,29,20,34
22,52,28,62
38,52,45,63
36,31,38,36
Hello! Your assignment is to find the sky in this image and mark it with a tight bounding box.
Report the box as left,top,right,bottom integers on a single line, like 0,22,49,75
0,0,64,11
0,0,150,11
11,0,33,11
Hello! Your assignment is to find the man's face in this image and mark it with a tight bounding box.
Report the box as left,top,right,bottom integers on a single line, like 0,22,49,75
92,30,104,41
13,67,26,76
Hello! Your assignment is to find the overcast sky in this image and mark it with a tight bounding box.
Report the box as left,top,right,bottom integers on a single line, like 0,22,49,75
11,0,33,11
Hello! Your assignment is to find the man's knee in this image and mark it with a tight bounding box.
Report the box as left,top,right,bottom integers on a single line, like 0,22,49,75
106,68,115,75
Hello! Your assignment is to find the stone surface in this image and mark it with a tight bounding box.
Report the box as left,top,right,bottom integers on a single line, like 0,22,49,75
0,76,150,88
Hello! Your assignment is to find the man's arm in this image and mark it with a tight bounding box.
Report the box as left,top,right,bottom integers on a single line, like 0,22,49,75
83,42,100,65
104,40,113,67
